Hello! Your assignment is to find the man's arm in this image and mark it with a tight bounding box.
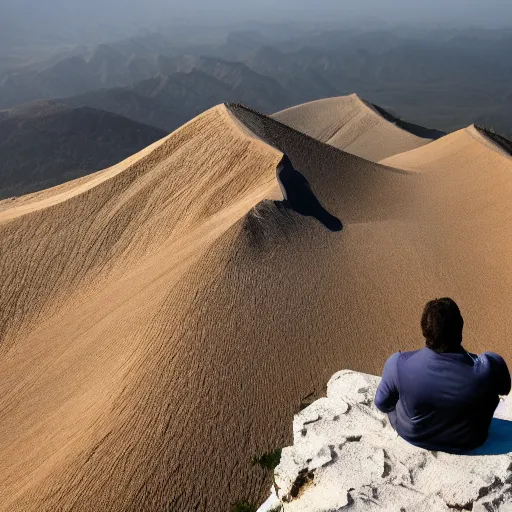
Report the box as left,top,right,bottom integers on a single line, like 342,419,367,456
374,352,400,413
485,352,511,396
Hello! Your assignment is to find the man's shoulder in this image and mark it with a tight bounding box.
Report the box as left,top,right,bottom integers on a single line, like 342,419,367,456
478,351,508,370
384,348,424,369
395,348,425,361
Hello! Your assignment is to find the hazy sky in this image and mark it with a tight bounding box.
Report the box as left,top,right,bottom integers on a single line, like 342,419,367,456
2,0,512,38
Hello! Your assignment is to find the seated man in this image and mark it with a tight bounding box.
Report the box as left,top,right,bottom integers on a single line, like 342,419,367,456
375,297,511,453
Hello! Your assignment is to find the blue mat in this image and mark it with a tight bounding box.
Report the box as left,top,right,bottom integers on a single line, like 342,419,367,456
467,418,512,455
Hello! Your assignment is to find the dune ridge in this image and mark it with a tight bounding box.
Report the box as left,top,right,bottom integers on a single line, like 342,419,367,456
380,124,512,171
1,100,512,510
475,125,512,156
0,104,286,511
272,94,434,161
0,105,281,345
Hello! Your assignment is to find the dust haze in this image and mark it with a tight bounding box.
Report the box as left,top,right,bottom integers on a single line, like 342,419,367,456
3,0,512,39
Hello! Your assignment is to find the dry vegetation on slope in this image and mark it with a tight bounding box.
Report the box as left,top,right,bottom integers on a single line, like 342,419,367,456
1,101,512,510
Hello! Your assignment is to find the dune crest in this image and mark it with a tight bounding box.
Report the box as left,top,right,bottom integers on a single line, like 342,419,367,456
1,101,512,510
380,124,512,172
272,94,434,161
0,104,284,510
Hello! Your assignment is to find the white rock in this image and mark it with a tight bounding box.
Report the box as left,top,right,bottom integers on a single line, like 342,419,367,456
257,492,281,512
308,445,334,471
258,370,512,512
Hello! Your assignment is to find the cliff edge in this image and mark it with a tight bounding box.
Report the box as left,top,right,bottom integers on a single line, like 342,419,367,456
258,370,512,511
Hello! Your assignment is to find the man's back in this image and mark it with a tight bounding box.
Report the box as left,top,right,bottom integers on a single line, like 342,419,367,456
375,347,511,452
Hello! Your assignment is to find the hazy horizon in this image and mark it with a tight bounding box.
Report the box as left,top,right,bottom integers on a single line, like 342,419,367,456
2,0,512,43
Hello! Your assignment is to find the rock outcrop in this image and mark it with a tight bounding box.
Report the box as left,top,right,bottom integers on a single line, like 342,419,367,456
258,371,512,511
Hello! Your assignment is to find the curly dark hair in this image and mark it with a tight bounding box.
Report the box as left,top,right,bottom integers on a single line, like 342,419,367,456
421,298,464,353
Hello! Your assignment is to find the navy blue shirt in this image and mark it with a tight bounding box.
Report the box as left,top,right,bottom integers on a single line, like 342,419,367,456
375,347,511,453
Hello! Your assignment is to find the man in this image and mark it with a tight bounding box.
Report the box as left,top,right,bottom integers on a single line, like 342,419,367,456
375,298,511,453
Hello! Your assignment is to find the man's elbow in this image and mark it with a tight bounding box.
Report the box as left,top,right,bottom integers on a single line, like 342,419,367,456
500,376,512,397
374,394,396,414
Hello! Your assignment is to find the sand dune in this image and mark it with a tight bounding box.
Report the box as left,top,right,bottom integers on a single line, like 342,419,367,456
1,103,512,510
380,124,512,170
272,94,436,161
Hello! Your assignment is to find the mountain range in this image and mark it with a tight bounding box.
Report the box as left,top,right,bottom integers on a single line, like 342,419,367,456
3,25,512,137
0,100,166,198
3,24,512,205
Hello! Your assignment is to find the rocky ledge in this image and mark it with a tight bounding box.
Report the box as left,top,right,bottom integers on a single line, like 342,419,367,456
258,370,512,511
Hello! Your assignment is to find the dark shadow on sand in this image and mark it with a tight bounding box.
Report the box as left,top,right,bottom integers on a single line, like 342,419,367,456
369,102,446,140
277,155,343,232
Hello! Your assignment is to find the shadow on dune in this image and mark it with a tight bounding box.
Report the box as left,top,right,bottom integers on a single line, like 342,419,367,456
475,125,512,157
369,102,446,140
276,155,343,232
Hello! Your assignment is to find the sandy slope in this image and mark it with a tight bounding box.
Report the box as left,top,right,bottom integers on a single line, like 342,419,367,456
380,124,512,170
272,94,433,161
1,104,512,511
0,105,282,511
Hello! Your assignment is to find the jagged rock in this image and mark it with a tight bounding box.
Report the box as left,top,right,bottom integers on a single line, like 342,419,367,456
258,370,512,512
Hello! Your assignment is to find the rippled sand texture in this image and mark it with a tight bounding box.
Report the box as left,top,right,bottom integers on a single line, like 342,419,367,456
1,100,512,511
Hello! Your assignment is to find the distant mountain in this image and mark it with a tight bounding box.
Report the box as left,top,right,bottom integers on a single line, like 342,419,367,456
132,69,230,113
212,30,278,61
0,42,173,109
193,56,297,112
247,37,512,133
0,56,97,108
0,30,291,111
58,57,303,134
0,101,166,198
248,46,340,103
5,26,512,135
60,88,183,132
131,56,300,115
248,45,351,92
277,28,404,55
